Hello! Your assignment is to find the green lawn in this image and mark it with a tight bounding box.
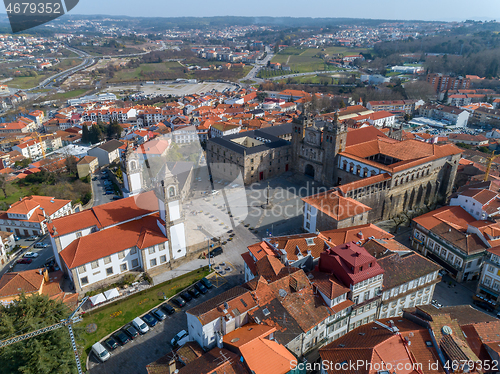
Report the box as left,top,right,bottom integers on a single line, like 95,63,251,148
0,184,31,208
78,267,211,366
45,89,90,101
8,75,47,89
273,46,370,73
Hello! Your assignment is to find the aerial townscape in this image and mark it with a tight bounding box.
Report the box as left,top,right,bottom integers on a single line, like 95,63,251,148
2,3,500,374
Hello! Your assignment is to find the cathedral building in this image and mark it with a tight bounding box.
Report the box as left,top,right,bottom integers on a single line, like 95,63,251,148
292,113,463,221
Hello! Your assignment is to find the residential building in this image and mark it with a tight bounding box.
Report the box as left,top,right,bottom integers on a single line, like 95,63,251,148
0,196,72,237
76,155,99,178
426,73,471,92
476,246,500,308
87,140,124,167
0,231,14,265
450,185,500,220
0,268,77,308
411,205,496,282
419,104,470,127
448,133,488,146
302,189,371,232
210,122,241,138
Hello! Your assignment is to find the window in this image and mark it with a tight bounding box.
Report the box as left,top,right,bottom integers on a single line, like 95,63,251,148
364,291,370,301
118,251,125,259
466,262,472,268
150,258,157,267
76,231,82,238
120,264,127,272
91,261,99,269
159,243,165,251
160,255,167,263
103,256,111,264
106,267,113,276
130,248,137,255
131,259,139,268
80,277,88,285
148,247,155,255
78,265,86,274
353,296,359,304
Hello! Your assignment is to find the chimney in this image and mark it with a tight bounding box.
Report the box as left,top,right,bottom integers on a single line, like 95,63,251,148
357,231,364,239
43,269,49,282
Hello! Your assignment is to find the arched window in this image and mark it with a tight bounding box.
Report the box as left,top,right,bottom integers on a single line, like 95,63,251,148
168,187,175,197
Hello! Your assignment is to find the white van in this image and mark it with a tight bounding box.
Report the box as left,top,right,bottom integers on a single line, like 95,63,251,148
92,342,110,362
132,317,149,334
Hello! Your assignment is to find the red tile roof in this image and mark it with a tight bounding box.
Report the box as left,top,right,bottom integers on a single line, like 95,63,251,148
302,189,371,221
59,213,167,269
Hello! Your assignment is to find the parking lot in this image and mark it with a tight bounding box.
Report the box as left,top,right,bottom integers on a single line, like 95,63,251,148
87,274,238,374
2,235,55,277
92,170,119,206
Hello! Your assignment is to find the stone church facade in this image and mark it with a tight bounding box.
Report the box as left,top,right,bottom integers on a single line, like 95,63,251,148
291,113,462,221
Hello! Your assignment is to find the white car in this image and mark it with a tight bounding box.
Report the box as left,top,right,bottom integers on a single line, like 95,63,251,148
91,342,110,362
24,252,39,258
132,317,149,334
211,190,220,195
171,330,189,348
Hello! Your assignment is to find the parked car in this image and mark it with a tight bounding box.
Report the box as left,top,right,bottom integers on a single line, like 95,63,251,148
151,308,167,321
188,287,200,298
200,277,213,289
34,243,48,248
171,330,189,348
112,195,123,200
180,292,192,302
161,303,176,314
208,246,223,258
105,190,114,195
91,342,110,362
171,297,186,308
26,236,38,241
114,331,130,345
194,282,208,294
124,325,139,339
14,236,20,241
17,258,32,264
131,317,149,334
142,313,158,327
24,252,39,258
473,300,495,313
104,337,119,350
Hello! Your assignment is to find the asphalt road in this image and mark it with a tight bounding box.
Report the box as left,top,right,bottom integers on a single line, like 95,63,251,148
92,172,116,206
4,236,55,276
87,276,238,374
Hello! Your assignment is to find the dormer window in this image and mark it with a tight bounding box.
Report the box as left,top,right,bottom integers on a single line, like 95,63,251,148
359,266,363,271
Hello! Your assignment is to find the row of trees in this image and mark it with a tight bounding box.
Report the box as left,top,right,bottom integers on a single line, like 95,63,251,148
81,120,123,145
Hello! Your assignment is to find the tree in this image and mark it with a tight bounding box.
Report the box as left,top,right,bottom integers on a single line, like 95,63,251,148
65,156,78,176
81,125,90,144
0,293,79,374
0,174,8,198
442,90,449,104
106,121,123,140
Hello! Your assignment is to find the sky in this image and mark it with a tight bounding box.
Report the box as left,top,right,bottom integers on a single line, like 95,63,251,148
0,0,499,22
64,0,499,22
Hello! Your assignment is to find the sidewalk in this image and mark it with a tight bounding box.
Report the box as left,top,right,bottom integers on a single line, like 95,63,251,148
151,258,209,286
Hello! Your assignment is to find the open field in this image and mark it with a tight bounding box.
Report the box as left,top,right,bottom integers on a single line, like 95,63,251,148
7,75,47,89
105,81,237,96
78,267,210,366
272,46,370,73
44,89,90,101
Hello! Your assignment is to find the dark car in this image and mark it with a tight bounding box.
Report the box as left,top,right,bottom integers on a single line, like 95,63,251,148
112,195,123,200
142,313,158,327
474,300,495,313
17,258,32,264
195,282,208,294
208,246,223,258
188,287,200,298
171,297,186,308
34,242,49,248
180,292,192,302
200,277,213,289
124,325,139,339
151,308,167,321
105,190,114,195
105,337,119,350
114,331,130,345
161,303,176,314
